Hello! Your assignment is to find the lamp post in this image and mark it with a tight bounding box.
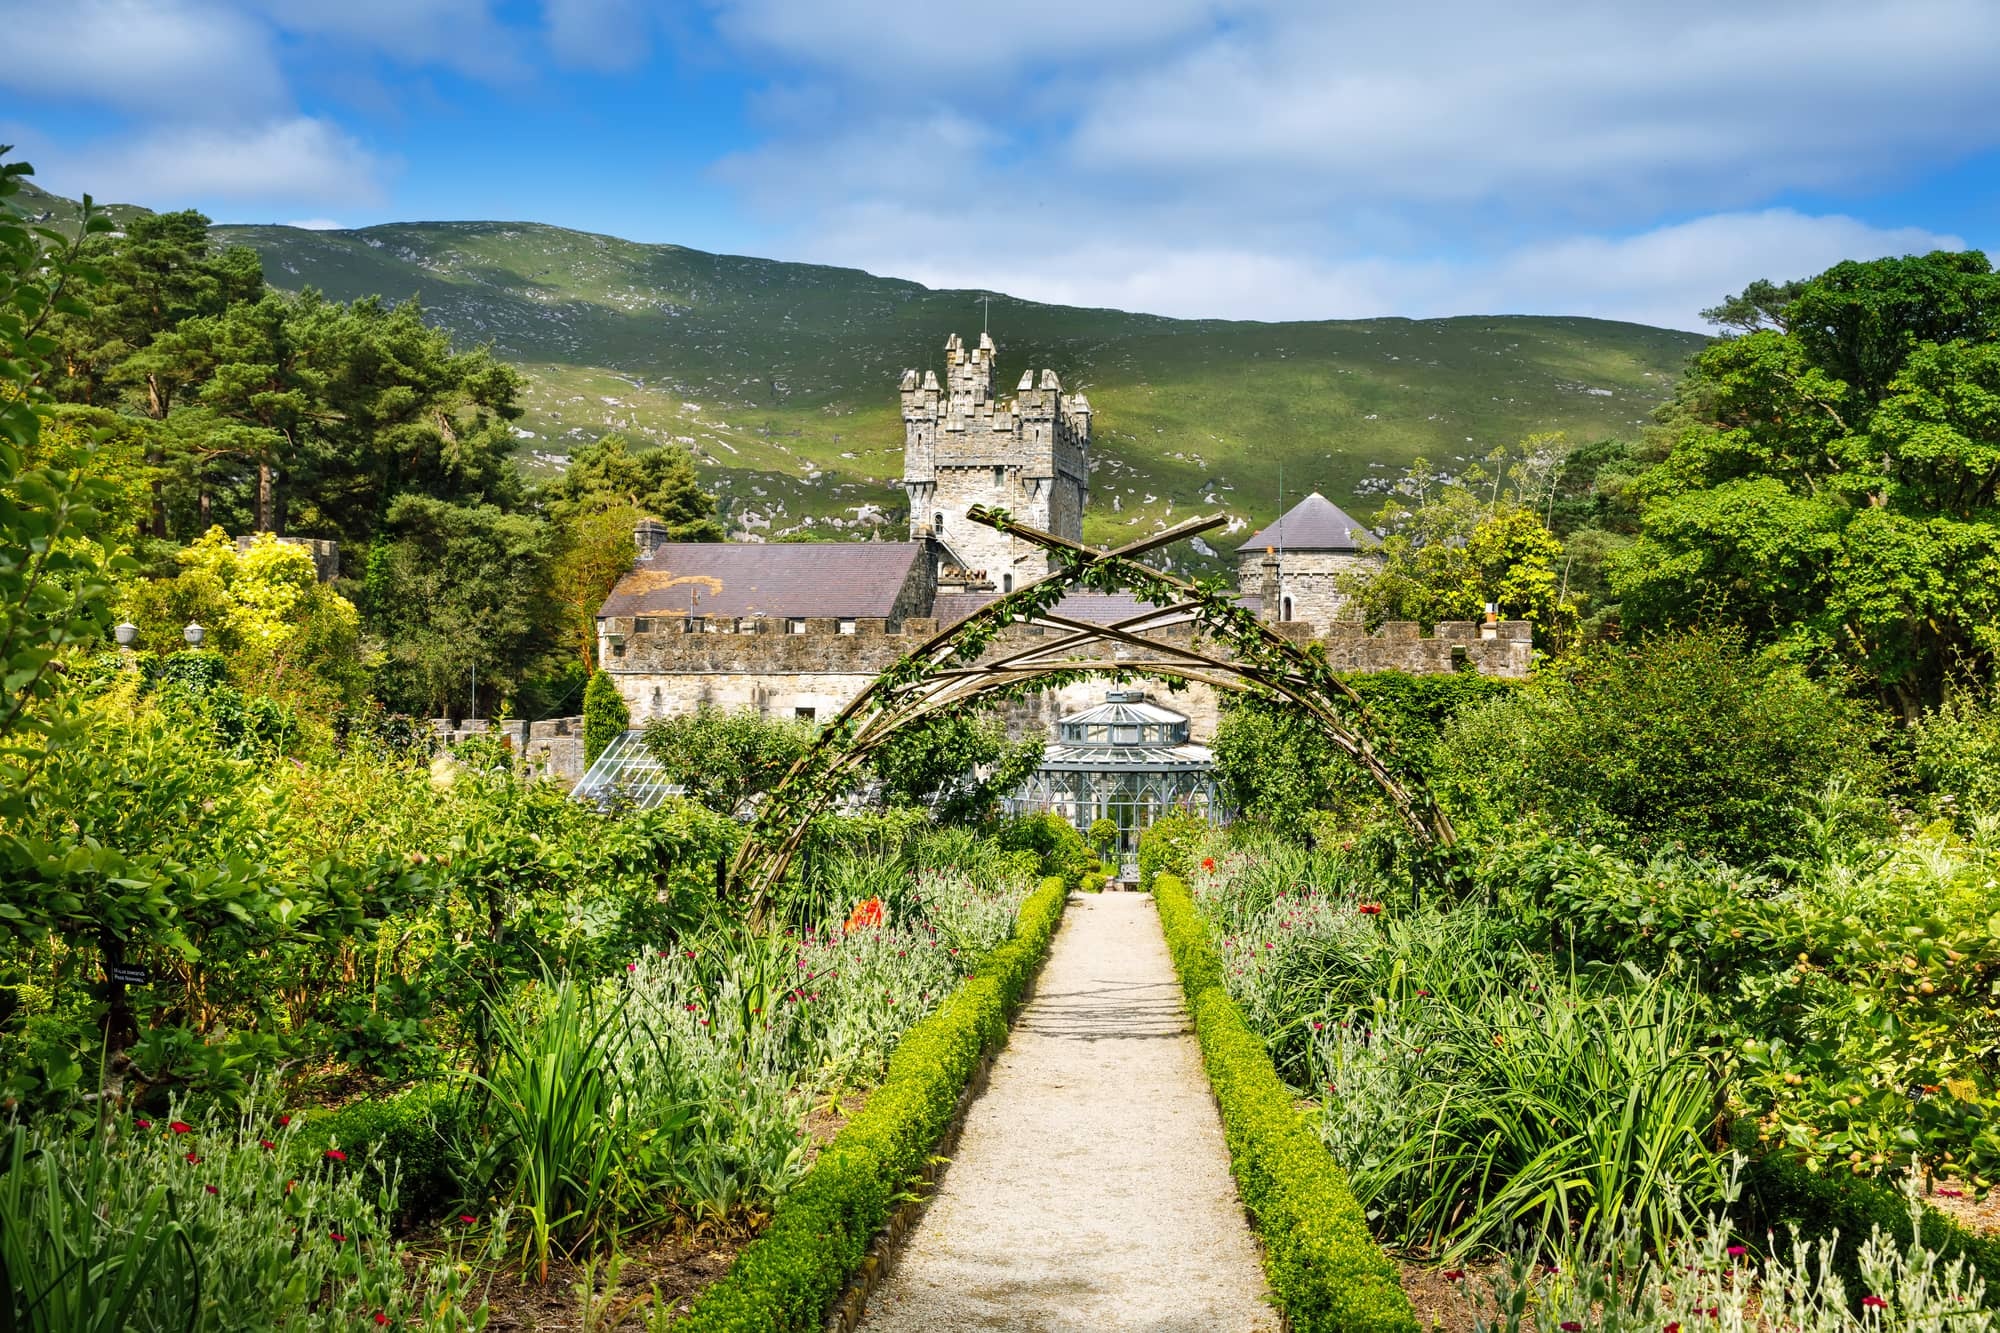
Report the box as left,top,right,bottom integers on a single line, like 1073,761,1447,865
182,621,206,648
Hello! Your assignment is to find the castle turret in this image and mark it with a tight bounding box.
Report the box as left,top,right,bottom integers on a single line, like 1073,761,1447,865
902,333,1090,588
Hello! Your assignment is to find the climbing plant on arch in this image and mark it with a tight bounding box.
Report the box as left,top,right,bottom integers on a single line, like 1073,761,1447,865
732,507,1459,922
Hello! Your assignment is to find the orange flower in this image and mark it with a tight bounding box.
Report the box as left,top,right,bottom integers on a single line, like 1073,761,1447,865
844,897,885,932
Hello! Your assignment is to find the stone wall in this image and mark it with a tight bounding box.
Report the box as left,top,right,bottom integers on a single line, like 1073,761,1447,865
602,615,1532,737
429,715,589,784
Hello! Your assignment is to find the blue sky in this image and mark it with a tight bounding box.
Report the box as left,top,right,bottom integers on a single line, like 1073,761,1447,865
3,0,1996,330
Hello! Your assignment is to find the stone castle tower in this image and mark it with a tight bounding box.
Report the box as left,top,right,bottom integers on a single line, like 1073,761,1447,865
901,332,1091,590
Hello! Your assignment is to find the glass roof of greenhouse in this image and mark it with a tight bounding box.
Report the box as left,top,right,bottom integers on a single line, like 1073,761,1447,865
1039,690,1213,772
1057,691,1191,729
572,730,681,810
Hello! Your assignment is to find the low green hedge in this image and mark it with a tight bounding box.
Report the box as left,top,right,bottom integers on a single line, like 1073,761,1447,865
1154,873,1416,1333
292,1081,460,1226
1733,1129,2000,1294
671,876,1069,1331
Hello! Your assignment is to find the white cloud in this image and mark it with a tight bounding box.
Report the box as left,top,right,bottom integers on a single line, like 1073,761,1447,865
0,0,286,118
62,117,387,209
787,207,1965,331
283,217,348,230
253,0,528,80
542,0,654,72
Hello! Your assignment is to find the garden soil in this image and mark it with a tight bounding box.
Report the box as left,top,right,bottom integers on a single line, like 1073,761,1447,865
858,892,1277,1332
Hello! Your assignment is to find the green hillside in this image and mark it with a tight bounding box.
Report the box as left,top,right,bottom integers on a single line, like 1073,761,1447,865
39,180,1703,549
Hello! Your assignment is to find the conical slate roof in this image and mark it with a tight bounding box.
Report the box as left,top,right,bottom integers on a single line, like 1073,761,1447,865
1237,491,1372,554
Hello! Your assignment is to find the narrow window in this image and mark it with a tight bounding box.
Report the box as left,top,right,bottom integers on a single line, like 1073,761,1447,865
1002,574,1013,593
933,512,945,534
1281,596,1294,622
795,706,816,721
993,465,1005,486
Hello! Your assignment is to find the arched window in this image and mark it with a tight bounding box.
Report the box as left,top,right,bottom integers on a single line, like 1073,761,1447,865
932,512,945,534
1281,595,1294,622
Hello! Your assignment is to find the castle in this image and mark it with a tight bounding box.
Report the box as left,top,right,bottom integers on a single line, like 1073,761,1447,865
594,334,1529,738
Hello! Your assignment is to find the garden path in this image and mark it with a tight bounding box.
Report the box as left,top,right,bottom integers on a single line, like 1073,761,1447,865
857,892,1275,1332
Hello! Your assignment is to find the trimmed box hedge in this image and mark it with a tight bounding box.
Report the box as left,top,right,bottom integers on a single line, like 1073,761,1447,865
670,875,1070,1332
1154,873,1417,1333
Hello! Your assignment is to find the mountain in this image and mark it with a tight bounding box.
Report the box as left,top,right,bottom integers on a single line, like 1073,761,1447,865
15,181,1709,549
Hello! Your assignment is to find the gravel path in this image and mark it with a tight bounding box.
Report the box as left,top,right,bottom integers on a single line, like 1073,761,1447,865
858,893,1275,1332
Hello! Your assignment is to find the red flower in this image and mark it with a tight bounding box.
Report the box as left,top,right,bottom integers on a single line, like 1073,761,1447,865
1357,903,1383,916
375,1314,390,1327
329,1231,347,1243
459,1214,477,1225
1441,1269,1465,1282
184,1152,202,1164
259,1139,276,1151
685,1002,697,1012
1940,1188,1966,1198
204,1184,219,1194
1665,1325,1680,1333
133,1118,152,1129
626,962,638,972
1726,1244,1746,1257
1201,857,1216,872
1561,1323,1582,1331
169,1121,193,1134
277,1114,291,1127
845,897,885,932
323,1148,347,1162
1862,1296,1888,1309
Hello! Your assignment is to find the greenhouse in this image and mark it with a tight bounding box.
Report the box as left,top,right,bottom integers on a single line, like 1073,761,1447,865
572,729,679,810
1003,690,1223,855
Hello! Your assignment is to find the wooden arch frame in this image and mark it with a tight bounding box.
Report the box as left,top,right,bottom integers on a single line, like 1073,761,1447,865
732,507,1458,922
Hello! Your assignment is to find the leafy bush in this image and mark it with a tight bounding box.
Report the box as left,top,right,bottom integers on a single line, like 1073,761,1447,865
0,1106,496,1331
995,811,1096,888
1434,629,1889,863
668,877,1069,1332
1909,693,2000,819
642,706,814,818
582,668,629,767
1137,808,1209,889
1154,873,1416,1333
298,1081,460,1225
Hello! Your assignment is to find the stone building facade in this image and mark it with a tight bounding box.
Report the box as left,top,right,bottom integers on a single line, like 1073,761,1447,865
594,333,1519,747
901,331,1090,591
1234,491,1376,625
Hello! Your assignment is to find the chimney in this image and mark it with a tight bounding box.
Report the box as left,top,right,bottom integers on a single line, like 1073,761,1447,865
1260,545,1280,621
634,517,669,561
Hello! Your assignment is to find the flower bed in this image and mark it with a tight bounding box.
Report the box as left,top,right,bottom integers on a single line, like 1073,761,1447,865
1153,871,1417,1333
669,875,1069,1332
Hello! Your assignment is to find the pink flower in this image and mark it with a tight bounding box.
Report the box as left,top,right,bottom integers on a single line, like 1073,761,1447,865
133,1118,152,1129
1862,1296,1888,1309
626,962,638,972
169,1121,193,1134
1726,1245,1746,1257
459,1214,477,1225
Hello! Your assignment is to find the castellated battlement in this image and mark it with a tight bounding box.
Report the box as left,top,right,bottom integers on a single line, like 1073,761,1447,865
600,613,1532,680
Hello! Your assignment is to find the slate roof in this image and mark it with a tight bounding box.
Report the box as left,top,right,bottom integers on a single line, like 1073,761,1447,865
932,588,1263,629
1237,492,1373,554
598,542,929,620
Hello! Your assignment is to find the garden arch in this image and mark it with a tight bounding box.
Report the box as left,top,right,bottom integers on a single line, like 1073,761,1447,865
732,507,1458,922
